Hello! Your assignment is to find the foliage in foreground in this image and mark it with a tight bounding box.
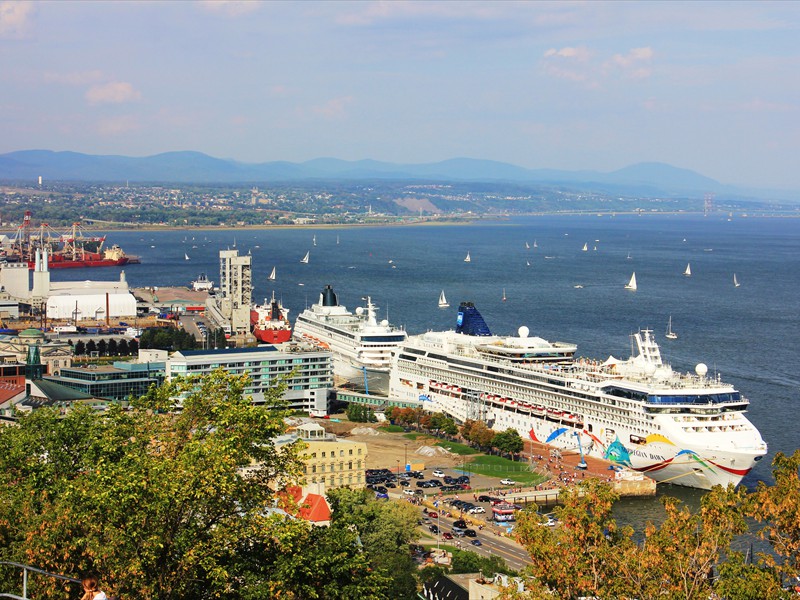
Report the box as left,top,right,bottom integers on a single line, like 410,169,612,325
506,451,800,600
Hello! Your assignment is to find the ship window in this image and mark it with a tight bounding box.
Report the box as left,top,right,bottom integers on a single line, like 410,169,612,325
587,424,593,433
630,434,646,445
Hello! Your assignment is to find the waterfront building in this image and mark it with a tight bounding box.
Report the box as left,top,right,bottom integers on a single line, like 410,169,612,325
166,342,333,414
274,422,367,496
0,328,73,374
43,359,165,402
217,249,252,336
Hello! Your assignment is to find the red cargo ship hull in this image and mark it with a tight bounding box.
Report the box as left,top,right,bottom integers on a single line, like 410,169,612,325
27,256,130,269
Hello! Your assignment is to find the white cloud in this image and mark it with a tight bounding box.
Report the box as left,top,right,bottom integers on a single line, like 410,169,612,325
312,96,353,119
605,47,654,79
85,82,142,105
199,0,259,17
543,46,590,61
43,70,105,86
0,0,33,38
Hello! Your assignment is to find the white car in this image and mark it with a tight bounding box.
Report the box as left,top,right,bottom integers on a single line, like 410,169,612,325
500,478,515,485
403,488,416,496
468,506,486,514
432,469,445,477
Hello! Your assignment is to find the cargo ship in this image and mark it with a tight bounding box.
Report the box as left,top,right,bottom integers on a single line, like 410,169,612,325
250,292,292,344
4,212,139,269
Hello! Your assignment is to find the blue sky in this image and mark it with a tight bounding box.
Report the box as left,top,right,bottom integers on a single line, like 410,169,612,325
1,1,799,189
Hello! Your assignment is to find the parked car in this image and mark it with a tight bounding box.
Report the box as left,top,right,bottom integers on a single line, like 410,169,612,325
477,495,494,502
500,478,515,485
432,469,445,477
470,539,483,546
399,479,410,487
375,492,389,499
468,506,486,514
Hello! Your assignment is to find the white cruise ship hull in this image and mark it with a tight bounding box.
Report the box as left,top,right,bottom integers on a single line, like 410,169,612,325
391,316,767,491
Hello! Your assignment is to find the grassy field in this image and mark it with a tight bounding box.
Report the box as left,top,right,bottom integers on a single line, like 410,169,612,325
434,441,479,455
379,424,405,433
464,456,547,485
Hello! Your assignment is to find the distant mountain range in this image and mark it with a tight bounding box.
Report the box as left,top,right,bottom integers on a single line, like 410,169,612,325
0,148,746,197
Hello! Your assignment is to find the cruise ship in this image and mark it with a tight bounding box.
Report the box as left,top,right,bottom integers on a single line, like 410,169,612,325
293,285,407,395
389,302,767,490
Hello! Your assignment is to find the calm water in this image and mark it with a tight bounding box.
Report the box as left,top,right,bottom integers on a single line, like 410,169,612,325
40,214,800,527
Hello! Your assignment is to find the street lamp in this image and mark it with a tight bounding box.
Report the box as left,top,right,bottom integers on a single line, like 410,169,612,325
404,443,408,472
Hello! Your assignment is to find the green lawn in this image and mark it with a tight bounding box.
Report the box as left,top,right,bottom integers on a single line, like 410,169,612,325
403,432,434,441
435,441,479,455
465,455,547,485
379,424,405,433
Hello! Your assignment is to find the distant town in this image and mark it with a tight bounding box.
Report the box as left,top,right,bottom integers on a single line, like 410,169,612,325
1,179,796,230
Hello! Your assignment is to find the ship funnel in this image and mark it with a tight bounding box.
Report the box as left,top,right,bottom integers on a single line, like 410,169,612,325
455,302,492,336
321,285,338,307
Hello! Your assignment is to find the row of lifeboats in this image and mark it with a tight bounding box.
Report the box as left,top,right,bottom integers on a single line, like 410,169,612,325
300,333,330,349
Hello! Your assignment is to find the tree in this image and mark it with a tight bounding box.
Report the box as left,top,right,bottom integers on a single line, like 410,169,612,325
747,450,800,583
493,429,524,458
97,338,107,356
85,339,97,355
74,340,86,356
106,338,118,356
327,487,419,599
0,369,303,599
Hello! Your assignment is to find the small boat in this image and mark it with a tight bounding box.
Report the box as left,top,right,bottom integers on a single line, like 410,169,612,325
533,240,538,248
502,289,507,302
684,263,692,277
582,243,588,252
525,242,530,249
627,251,632,260
574,284,583,289
313,235,317,246
336,235,340,245
625,272,637,290
438,290,449,308
184,252,190,261
464,251,471,263
526,260,531,266
734,273,740,288
666,316,678,340
268,266,276,281
191,273,214,292
300,251,309,264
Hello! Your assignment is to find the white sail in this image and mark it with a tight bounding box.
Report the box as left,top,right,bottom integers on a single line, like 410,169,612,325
666,316,678,339
525,242,530,249
625,272,637,290
734,273,740,287
313,235,317,246
684,263,691,277
464,251,471,263
582,243,588,252
301,251,310,264
438,290,449,308
533,240,538,248
185,253,190,261
502,288,507,302
268,267,276,281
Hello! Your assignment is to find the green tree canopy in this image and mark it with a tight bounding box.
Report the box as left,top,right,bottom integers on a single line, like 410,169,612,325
0,369,302,598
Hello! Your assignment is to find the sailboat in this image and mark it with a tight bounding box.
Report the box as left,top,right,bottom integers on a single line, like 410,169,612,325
525,242,530,249
268,266,276,281
627,251,632,260
502,289,507,302
734,273,740,288
336,235,340,245
533,240,538,248
464,251,471,263
625,272,637,290
184,252,190,261
300,251,309,264
313,235,317,246
526,260,531,267
438,290,449,308
582,243,588,252
666,316,678,340
684,263,692,277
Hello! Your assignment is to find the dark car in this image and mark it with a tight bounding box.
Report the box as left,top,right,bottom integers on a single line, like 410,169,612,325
477,495,494,502
429,524,439,534
385,482,396,488
470,539,482,546
453,519,467,528
463,529,477,537
457,475,470,484
375,486,388,494
416,481,427,488
399,479,410,487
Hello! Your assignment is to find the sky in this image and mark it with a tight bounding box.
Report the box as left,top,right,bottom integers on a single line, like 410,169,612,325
1,0,799,189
